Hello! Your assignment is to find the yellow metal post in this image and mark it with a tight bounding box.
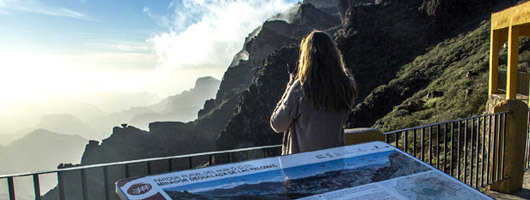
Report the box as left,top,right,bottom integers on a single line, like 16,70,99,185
489,29,502,95
506,25,519,99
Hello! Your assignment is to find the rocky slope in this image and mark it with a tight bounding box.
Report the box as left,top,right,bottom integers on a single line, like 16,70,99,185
216,0,520,150
79,1,343,165
339,0,511,129
41,0,530,198
76,0,525,165
41,2,345,199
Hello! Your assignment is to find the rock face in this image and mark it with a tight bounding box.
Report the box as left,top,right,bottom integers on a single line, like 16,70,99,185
337,0,514,129
216,0,516,150
43,2,344,199
216,2,342,150
216,46,299,150
43,0,525,198
78,0,343,164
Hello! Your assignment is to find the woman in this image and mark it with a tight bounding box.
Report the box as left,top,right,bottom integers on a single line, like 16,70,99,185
270,30,357,155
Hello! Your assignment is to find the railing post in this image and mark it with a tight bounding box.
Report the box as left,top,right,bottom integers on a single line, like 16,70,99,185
33,174,41,200
58,171,65,200
490,100,527,193
7,177,15,200
81,169,88,200
103,166,110,200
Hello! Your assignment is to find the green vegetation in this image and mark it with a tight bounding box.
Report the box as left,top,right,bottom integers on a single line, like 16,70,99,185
374,20,530,132
374,20,492,131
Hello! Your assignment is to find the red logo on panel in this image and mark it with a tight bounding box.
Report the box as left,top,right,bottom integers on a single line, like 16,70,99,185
127,183,152,195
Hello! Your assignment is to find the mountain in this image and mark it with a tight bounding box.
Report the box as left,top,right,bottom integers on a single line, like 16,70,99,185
6,113,106,144
129,76,221,129
77,1,342,166
0,129,87,200
88,76,221,131
216,0,523,151
0,97,107,136
75,0,524,165
69,90,162,113
35,114,106,140
3,129,88,173
46,0,526,198
0,134,15,146
0,145,11,174
346,0,528,131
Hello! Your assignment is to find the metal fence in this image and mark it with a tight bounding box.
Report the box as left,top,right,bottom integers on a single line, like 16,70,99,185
0,112,513,199
385,111,510,189
498,70,530,96
0,145,282,200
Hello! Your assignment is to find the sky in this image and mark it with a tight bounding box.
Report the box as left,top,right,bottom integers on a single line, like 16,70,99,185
0,0,302,135
0,0,301,106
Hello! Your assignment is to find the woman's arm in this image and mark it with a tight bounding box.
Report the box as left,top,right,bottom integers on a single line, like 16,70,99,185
270,79,300,133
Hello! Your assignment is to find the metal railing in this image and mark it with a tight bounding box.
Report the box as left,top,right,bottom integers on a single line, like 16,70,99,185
384,111,510,189
0,112,513,199
498,70,530,96
0,145,282,200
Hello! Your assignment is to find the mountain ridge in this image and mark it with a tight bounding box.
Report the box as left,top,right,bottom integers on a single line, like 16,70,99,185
41,1,528,198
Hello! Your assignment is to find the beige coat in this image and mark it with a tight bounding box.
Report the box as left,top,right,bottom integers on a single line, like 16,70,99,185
270,80,350,155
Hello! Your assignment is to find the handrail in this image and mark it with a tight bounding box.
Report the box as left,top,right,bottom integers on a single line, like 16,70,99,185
0,129,381,178
0,144,282,179
0,112,515,199
382,111,510,189
384,111,511,135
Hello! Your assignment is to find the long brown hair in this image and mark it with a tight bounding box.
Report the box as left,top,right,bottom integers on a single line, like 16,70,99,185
297,30,357,111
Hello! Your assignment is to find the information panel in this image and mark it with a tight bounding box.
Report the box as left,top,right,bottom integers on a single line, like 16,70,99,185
116,141,492,200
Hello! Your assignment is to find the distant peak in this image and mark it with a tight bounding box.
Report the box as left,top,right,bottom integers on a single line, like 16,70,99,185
196,76,219,82
302,0,340,9
29,128,55,135
194,76,221,88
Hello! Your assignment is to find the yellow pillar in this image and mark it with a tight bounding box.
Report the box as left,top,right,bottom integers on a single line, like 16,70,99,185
489,29,502,95
506,25,519,99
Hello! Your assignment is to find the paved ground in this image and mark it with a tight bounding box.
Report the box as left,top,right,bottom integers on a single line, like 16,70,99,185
485,170,530,199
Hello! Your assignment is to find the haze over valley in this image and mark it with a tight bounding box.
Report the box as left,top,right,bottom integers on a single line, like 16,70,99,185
2,0,529,199
0,1,300,197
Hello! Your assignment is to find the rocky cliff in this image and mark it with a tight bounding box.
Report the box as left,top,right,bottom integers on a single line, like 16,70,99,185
78,0,525,163
78,1,342,165
216,0,521,151
43,0,529,198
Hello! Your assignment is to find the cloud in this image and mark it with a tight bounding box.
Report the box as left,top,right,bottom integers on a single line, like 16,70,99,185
86,40,152,53
0,0,95,21
55,52,157,71
0,50,159,105
148,0,297,70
